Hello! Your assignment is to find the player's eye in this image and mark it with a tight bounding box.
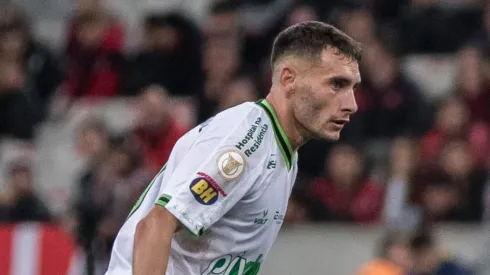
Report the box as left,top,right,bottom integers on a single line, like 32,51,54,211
331,79,345,90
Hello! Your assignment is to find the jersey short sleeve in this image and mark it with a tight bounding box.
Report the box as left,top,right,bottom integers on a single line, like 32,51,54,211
156,106,271,236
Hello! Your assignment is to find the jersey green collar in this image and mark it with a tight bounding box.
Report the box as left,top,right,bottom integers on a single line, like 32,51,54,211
256,99,294,170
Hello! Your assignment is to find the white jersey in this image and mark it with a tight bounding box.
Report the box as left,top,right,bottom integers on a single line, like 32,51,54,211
105,99,298,275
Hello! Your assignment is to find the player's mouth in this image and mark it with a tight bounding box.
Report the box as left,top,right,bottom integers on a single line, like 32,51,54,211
331,119,349,129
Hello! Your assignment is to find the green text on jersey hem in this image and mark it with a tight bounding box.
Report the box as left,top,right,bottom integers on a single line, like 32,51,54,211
256,99,294,170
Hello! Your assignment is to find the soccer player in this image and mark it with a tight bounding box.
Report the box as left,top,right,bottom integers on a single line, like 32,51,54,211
105,21,362,275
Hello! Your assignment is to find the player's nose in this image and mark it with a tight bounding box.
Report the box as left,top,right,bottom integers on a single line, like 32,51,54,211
340,89,358,115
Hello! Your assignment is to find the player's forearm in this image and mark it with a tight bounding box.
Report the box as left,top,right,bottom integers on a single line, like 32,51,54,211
133,208,177,275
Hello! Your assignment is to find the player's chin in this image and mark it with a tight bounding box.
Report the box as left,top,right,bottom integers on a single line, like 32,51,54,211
319,129,341,141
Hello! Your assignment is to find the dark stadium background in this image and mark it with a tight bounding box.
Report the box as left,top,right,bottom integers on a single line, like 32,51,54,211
0,0,489,274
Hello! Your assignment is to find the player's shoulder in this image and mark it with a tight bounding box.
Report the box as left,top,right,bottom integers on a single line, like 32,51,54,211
216,101,265,124
201,101,268,134
201,101,273,160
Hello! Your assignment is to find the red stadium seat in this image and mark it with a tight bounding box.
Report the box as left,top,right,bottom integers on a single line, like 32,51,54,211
0,223,84,275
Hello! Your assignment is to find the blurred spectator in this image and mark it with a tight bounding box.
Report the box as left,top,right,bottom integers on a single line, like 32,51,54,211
415,141,487,223
420,97,489,169
93,136,152,256
284,4,319,27
309,144,385,224
198,0,243,123
75,117,110,163
389,137,419,183
399,0,476,53
133,85,188,174
357,231,411,275
73,134,152,274
245,1,320,71
0,5,63,123
123,12,203,97
456,46,490,125
71,118,110,248
245,2,320,86
0,159,51,222
204,0,242,39
241,1,302,76
217,74,260,111
70,118,110,273
0,59,36,140
384,137,422,230
338,9,377,46
368,0,406,21
301,0,359,21
418,170,462,224
63,3,125,100
344,41,432,145
437,141,487,222
471,3,490,57
409,231,474,275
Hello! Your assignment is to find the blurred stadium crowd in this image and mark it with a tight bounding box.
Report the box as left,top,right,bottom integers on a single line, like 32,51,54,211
0,0,490,274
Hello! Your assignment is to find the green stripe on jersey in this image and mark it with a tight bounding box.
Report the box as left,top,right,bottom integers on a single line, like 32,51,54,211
256,99,294,170
155,194,172,207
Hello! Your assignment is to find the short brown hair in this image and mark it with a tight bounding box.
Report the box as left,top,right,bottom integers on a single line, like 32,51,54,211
270,21,362,69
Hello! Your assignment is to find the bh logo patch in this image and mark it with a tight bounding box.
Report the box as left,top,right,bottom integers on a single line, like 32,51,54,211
190,177,219,205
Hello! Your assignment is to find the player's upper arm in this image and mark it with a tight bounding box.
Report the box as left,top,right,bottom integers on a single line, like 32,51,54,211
140,205,180,235
154,106,271,236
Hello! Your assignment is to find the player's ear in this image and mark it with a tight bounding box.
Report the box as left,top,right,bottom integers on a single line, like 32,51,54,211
279,63,296,94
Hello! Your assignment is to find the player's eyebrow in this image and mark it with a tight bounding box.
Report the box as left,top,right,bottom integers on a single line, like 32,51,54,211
330,76,350,84
329,76,361,92
330,76,358,86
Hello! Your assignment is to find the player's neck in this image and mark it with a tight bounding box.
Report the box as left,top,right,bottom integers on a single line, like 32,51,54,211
264,94,308,151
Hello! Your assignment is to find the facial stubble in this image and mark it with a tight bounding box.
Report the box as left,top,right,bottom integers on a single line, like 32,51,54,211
294,83,329,141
